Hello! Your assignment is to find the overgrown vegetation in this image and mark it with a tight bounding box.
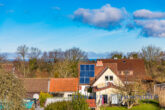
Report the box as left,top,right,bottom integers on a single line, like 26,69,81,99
45,93,90,110
39,92,53,107
0,71,26,110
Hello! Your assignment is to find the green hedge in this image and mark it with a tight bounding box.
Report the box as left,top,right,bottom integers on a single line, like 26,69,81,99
44,101,72,110
45,93,90,110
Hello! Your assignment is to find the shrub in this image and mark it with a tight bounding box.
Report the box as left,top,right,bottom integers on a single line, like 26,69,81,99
71,93,90,110
44,101,72,110
39,92,52,107
45,93,90,110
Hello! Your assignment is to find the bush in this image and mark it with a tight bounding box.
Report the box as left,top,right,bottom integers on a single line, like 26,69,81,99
45,93,90,110
39,92,52,107
45,101,72,110
71,93,90,110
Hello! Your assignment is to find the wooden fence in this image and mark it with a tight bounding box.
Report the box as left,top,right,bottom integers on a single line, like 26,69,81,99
154,83,165,108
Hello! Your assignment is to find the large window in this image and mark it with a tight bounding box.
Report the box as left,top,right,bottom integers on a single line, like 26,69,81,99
80,64,95,84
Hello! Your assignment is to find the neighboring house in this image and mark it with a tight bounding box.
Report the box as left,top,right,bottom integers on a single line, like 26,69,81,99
23,78,50,98
79,59,150,106
49,78,79,98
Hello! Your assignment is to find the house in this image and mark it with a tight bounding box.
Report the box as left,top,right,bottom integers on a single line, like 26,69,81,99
49,78,79,98
23,78,50,98
78,59,150,106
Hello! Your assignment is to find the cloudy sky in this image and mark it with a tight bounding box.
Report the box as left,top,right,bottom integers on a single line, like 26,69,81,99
0,0,165,53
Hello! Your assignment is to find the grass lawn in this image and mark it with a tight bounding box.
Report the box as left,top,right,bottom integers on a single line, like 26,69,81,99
101,100,160,110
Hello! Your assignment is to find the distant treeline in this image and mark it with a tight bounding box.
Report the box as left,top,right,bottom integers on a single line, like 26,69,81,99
0,45,165,82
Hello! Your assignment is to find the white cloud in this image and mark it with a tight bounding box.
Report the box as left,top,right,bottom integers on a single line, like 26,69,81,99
135,20,165,37
73,4,125,29
133,9,165,19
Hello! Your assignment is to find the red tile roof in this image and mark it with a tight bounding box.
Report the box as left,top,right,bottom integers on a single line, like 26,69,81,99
22,78,49,93
86,99,96,108
98,59,152,81
49,78,79,92
99,59,146,77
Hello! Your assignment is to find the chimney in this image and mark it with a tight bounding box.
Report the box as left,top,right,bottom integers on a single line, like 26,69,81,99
114,57,118,60
96,60,103,66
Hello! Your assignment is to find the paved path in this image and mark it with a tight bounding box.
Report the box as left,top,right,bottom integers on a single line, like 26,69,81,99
35,107,44,110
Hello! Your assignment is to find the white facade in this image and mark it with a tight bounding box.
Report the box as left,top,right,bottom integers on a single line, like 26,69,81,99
92,68,123,106
92,68,123,88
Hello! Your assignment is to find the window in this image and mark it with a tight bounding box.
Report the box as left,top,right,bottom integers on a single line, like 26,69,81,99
105,75,113,81
68,94,72,97
105,76,108,81
110,76,113,81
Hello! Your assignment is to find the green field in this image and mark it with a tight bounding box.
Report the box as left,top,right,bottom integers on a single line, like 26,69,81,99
101,100,160,110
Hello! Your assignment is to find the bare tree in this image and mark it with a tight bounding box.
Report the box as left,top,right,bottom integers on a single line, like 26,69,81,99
140,45,165,80
141,45,163,61
64,47,88,77
28,47,41,59
0,53,7,62
17,45,29,77
115,78,145,109
64,47,87,61
49,49,64,62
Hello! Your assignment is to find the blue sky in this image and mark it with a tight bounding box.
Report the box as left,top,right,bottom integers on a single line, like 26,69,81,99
0,0,165,53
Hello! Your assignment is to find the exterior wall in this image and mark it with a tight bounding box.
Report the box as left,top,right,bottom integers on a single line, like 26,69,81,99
79,85,90,96
96,88,119,106
63,92,75,98
93,68,123,88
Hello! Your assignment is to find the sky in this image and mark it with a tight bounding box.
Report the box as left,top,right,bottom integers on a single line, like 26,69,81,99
0,0,165,54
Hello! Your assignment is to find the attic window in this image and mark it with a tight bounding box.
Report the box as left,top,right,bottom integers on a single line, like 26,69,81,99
110,76,113,81
105,75,113,81
105,76,108,81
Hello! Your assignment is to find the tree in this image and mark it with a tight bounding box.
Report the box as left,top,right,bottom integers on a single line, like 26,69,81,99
28,47,41,59
48,49,64,62
0,53,7,62
140,45,165,81
17,45,29,77
53,59,72,78
127,52,139,59
107,51,124,59
0,71,25,110
141,45,163,61
64,47,88,77
116,78,145,109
